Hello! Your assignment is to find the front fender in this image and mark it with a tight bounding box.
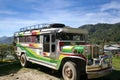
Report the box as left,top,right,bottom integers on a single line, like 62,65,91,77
57,56,86,73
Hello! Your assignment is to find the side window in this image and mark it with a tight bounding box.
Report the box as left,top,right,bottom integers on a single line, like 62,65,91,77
19,36,22,42
19,36,25,42
52,34,56,52
52,35,55,42
31,35,40,43
44,35,50,42
80,34,85,40
43,35,50,52
36,35,40,43
26,36,31,42
31,36,35,42
18,35,40,43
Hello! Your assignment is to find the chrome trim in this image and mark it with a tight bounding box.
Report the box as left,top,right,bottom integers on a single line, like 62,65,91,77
27,57,57,70
87,67,112,79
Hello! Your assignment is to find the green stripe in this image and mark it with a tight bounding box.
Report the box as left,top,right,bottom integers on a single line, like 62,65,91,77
17,44,58,63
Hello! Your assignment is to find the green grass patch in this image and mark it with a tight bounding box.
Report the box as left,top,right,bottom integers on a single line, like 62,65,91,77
112,57,120,70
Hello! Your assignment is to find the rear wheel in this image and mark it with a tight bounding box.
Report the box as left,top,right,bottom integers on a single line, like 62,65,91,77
20,54,30,67
62,61,80,80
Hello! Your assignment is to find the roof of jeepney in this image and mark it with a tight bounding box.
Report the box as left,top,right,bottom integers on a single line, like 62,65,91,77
14,23,88,37
62,27,88,34
40,27,88,34
14,27,88,36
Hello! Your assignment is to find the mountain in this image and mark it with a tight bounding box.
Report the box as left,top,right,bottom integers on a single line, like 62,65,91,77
79,23,120,44
0,36,13,44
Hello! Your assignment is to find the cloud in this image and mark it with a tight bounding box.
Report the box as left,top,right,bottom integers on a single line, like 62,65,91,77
0,0,120,36
32,0,73,10
0,18,41,36
81,12,120,24
100,1,120,11
0,10,18,14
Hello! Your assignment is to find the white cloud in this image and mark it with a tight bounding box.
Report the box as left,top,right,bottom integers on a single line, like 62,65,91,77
100,1,120,11
0,10,18,14
0,18,41,36
32,0,73,11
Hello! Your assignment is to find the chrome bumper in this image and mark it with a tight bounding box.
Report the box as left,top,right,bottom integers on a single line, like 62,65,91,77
87,67,112,79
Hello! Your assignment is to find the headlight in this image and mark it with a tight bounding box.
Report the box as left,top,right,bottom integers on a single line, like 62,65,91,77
85,49,88,53
87,59,93,65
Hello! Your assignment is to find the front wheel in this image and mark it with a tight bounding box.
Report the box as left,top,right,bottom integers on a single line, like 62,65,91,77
62,61,80,80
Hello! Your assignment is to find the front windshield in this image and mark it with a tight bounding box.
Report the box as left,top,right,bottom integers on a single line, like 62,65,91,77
56,33,86,41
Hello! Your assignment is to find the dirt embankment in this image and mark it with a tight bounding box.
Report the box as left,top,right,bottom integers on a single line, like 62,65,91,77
0,63,62,80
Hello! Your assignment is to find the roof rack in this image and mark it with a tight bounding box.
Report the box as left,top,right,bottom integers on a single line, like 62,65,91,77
20,23,49,32
19,23,66,32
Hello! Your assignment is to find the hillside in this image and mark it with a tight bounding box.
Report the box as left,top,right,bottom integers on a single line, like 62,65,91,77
0,36,13,44
79,23,120,44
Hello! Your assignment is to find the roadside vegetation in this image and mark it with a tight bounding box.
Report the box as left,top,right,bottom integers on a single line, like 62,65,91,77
112,56,120,70
0,44,17,66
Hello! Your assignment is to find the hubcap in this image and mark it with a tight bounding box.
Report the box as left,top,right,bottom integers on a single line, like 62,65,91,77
21,56,25,64
64,66,73,79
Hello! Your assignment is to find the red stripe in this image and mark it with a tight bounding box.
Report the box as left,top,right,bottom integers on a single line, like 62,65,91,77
61,53,87,60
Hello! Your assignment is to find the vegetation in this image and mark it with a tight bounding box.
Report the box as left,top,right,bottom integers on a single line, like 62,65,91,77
112,57,120,70
79,23,120,44
0,44,15,62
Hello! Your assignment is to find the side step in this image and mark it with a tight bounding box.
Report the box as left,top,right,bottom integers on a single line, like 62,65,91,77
27,57,58,70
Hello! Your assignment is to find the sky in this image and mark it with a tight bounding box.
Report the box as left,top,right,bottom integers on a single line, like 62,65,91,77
0,0,120,37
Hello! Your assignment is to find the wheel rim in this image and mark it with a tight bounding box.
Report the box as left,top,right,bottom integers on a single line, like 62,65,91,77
64,65,73,79
21,56,25,65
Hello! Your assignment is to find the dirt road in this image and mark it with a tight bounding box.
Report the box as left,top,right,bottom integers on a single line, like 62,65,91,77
0,63,62,80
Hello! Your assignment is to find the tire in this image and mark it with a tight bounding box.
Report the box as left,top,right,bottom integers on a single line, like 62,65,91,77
20,54,30,67
62,61,80,80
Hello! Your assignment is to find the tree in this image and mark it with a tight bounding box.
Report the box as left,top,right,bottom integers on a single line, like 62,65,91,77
0,44,15,62
0,44,8,62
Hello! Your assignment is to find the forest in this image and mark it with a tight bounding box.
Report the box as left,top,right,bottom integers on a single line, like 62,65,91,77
79,22,120,44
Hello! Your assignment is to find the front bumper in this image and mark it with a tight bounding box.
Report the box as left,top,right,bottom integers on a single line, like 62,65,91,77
87,67,112,79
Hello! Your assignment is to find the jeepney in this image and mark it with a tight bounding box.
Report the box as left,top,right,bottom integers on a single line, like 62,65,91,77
14,23,112,80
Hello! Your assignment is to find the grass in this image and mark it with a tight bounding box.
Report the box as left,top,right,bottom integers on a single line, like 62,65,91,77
112,57,120,70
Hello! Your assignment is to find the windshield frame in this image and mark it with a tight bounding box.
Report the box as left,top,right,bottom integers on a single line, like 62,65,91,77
56,33,87,41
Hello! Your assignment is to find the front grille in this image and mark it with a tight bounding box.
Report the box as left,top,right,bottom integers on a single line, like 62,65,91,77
92,46,99,58
86,45,100,59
